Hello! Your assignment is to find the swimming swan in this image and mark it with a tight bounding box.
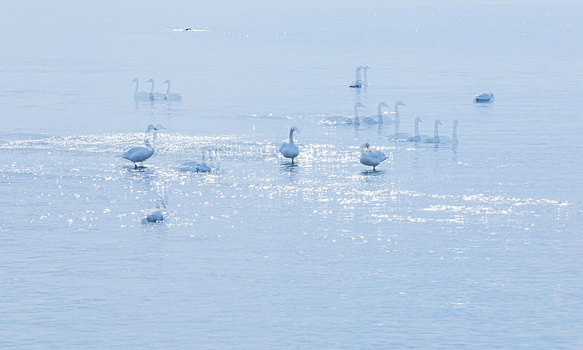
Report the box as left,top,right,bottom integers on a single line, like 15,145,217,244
163,80,182,101
147,79,165,101
390,101,409,140
349,66,363,88
280,127,300,163
424,120,442,144
361,101,390,125
360,142,387,171
474,92,494,103
132,79,149,102
407,118,428,142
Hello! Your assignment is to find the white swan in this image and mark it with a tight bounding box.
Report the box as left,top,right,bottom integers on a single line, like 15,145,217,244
132,79,149,102
474,92,494,103
163,80,182,101
280,127,300,163
361,101,390,125
360,142,387,171
407,118,429,142
390,101,409,140
180,148,214,173
436,120,458,145
361,66,370,87
320,102,365,126
349,66,363,88
123,124,164,168
424,120,442,144
147,79,165,101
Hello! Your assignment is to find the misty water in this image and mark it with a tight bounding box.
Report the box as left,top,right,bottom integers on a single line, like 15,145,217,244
1,1,582,348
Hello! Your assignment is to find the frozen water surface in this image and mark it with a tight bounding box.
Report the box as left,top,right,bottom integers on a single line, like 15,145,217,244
1,0,582,348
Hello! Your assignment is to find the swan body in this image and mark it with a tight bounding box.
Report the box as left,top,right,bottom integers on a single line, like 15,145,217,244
320,102,365,126
424,120,442,144
147,79,165,101
407,118,429,142
180,148,216,173
132,79,149,102
436,120,458,145
474,92,494,103
360,143,387,171
280,127,300,163
163,80,182,101
146,210,164,223
390,101,410,140
349,66,363,88
123,140,154,168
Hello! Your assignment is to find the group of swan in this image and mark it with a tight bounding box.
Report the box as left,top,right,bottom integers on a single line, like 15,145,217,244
132,78,182,102
349,66,370,88
279,127,387,171
321,101,403,126
406,119,458,144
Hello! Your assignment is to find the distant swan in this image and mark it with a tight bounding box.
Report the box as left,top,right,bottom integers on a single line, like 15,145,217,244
361,66,370,87
424,120,442,144
360,142,387,171
361,101,389,125
407,118,428,142
180,148,215,173
474,92,494,103
436,120,458,145
320,102,365,126
163,80,182,101
390,101,409,140
123,124,164,168
349,66,363,88
132,79,149,102
147,79,165,101
280,127,299,163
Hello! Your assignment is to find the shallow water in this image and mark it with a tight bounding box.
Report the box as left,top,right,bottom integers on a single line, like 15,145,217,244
1,1,582,348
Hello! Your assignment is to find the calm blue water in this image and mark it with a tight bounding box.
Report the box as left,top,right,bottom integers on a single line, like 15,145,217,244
1,1,582,348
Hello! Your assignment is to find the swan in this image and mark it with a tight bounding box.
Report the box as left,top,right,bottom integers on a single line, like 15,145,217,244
424,120,442,144
361,66,370,87
280,127,300,163
163,80,182,101
407,118,429,142
145,210,164,223
436,120,458,145
474,92,494,103
147,79,165,101
123,124,164,168
390,101,409,140
360,142,387,171
180,148,213,173
360,101,390,125
349,66,363,88
132,79,149,102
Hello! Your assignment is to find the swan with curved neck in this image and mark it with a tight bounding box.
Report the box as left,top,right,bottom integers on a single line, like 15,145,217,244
349,66,363,88
132,79,149,102
163,80,182,101
123,124,165,168
407,118,425,142
147,79,165,101
360,142,387,171
391,101,409,140
361,66,370,87
424,120,442,144
359,101,389,125
280,127,300,163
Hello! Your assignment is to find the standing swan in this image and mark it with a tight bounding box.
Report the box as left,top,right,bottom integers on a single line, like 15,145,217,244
280,127,300,164
163,80,182,101
424,120,442,144
147,79,165,101
360,143,387,171
132,79,149,102
349,66,363,88
123,124,165,168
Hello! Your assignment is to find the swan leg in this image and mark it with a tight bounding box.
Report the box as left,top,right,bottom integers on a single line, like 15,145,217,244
291,158,294,164
373,166,376,171
134,163,137,169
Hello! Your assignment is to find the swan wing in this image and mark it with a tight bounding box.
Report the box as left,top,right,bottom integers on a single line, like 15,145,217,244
123,147,154,162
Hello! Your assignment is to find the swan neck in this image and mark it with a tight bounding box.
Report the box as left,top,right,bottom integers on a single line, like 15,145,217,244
133,80,139,94
289,130,294,143
362,69,368,86
149,80,155,93
165,81,171,94
377,104,383,124
414,120,419,136
434,122,439,138
452,124,458,141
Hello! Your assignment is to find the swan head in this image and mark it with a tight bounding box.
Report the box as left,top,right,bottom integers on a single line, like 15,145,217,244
146,124,166,133
163,80,170,84
132,78,138,83
290,126,299,133
147,78,154,83
378,101,389,108
362,65,370,70
453,120,459,127
415,117,423,123
396,101,406,107
435,119,442,126
355,102,365,109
